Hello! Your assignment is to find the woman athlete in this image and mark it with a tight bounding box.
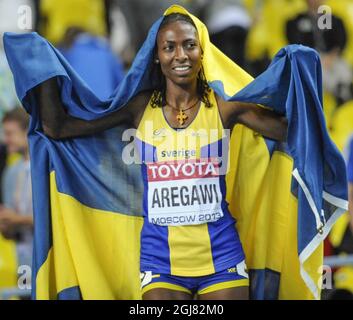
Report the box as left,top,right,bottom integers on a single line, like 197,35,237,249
35,13,287,300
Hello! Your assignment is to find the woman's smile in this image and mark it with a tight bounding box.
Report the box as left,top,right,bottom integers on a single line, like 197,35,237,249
171,64,192,76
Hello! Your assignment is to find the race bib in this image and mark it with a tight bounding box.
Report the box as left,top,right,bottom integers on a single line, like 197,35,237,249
147,158,224,226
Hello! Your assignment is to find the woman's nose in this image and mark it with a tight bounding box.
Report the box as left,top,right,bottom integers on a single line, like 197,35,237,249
175,46,187,61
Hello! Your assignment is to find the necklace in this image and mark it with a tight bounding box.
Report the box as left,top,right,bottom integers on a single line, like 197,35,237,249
166,99,200,126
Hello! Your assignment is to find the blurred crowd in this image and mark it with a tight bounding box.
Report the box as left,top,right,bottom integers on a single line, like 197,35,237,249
1,0,353,299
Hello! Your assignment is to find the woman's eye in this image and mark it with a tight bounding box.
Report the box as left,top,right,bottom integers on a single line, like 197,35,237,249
186,43,196,49
164,45,174,51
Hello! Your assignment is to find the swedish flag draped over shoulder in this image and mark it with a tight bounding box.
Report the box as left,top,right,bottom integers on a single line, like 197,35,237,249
3,5,348,300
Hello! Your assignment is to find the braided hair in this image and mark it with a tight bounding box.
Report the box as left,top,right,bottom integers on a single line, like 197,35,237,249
150,13,212,109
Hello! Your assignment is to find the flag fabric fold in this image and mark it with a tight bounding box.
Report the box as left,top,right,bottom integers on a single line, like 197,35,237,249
3,5,348,300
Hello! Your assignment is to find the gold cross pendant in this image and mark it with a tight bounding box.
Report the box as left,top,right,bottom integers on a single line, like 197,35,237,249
176,110,188,126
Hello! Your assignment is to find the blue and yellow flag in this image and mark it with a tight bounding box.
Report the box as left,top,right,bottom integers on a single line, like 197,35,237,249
3,5,348,299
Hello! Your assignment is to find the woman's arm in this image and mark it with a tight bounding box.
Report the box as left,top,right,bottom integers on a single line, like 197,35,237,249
35,77,149,139
217,95,288,142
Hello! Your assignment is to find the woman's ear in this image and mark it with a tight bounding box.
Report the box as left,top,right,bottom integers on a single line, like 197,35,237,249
154,51,160,64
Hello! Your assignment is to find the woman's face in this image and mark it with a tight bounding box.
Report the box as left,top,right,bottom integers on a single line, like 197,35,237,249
156,20,202,87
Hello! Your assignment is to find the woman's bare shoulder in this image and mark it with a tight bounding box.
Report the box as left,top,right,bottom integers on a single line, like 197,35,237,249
213,91,238,108
127,89,153,110
125,89,154,127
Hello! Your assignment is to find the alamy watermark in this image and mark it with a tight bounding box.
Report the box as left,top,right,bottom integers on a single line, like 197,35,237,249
320,264,333,290
17,5,33,30
13,4,334,32
120,121,231,175
317,5,332,30
17,264,31,290
14,264,335,293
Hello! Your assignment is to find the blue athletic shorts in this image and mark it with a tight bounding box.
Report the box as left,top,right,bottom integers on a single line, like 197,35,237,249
140,260,249,296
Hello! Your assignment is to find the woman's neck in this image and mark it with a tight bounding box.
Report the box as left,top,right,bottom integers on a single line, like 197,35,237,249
165,79,198,109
